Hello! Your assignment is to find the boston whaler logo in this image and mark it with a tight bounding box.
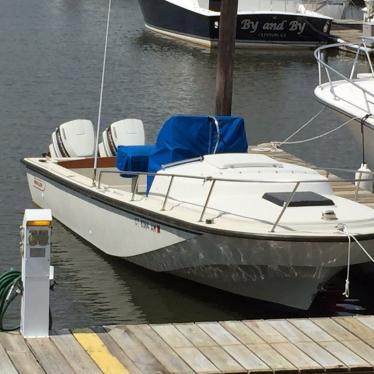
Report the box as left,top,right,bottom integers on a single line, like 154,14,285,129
33,177,46,191
135,217,161,234
241,18,306,35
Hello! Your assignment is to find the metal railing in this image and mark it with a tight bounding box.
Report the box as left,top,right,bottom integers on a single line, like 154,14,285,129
97,167,374,233
314,39,374,115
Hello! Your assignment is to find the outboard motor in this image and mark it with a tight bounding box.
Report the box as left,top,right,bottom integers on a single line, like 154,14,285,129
49,119,95,158
99,119,145,157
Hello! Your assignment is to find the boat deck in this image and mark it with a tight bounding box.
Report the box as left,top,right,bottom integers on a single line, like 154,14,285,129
250,145,374,208
2,316,374,373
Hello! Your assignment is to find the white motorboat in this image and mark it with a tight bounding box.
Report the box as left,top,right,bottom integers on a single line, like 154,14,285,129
138,0,333,48
23,115,374,309
314,39,374,169
303,0,348,19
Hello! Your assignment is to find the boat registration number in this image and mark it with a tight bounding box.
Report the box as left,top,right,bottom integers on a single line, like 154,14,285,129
33,177,46,191
135,217,161,233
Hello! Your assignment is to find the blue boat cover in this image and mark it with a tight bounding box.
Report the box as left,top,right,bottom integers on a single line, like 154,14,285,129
116,115,247,190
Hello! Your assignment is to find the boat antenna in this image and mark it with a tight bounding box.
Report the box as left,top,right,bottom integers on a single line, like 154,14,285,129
92,0,112,186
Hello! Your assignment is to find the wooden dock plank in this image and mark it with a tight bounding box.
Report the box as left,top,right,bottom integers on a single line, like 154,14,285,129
356,316,374,330
175,323,217,347
199,345,246,373
333,317,374,344
318,341,372,370
92,326,145,374
151,324,193,348
223,344,271,373
246,343,297,372
105,326,165,374
51,328,102,374
311,318,358,341
197,322,241,346
72,327,130,374
0,332,44,374
220,321,264,345
288,319,336,342
342,340,374,366
271,342,322,373
0,344,18,374
127,324,193,373
151,324,219,373
244,320,288,344
295,342,348,372
269,320,311,343
27,337,75,374
173,347,220,374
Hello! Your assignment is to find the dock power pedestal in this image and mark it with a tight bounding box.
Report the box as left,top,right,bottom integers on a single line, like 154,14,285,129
20,209,53,338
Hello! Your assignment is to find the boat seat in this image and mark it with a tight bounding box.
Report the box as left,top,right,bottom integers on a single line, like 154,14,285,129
116,115,248,191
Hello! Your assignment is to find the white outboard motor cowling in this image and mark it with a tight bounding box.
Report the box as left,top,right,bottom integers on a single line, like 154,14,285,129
50,119,95,158
99,119,145,157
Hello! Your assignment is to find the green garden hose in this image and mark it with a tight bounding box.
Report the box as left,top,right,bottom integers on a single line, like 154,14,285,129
0,269,22,331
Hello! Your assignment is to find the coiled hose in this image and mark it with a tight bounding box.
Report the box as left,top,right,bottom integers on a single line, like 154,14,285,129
0,269,54,331
0,269,22,331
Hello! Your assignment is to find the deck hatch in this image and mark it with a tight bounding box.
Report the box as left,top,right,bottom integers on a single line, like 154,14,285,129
263,191,334,207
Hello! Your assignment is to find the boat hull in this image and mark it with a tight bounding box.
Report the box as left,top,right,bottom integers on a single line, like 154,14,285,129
314,82,374,169
25,165,374,310
138,0,331,47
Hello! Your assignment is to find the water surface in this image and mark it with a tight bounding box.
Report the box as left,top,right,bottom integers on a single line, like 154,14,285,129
0,0,372,328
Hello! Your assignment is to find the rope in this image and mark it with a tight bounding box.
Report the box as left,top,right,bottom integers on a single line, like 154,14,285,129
272,116,361,148
92,0,112,186
337,223,374,298
337,224,351,298
277,108,325,147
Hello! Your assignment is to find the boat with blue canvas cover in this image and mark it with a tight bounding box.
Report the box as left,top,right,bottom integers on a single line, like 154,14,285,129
137,0,333,48
22,115,374,309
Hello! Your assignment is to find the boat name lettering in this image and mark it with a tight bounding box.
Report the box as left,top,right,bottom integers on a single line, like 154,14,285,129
289,20,306,35
241,19,306,35
134,218,160,233
263,20,287,32
33,177,46,191
241,19,259,33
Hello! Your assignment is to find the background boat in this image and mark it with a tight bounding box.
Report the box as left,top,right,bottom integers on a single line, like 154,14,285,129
138,0,333,47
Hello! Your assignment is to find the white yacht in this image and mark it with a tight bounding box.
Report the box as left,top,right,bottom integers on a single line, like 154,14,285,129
302,0,350,20
23,115,374,310
314,39,374,169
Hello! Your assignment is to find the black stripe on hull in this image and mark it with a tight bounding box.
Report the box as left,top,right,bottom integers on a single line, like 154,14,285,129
138,0,332,46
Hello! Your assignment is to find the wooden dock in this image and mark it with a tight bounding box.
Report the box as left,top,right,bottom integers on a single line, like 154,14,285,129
250,145,374,208
330,23,374,54
1,316,374,373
